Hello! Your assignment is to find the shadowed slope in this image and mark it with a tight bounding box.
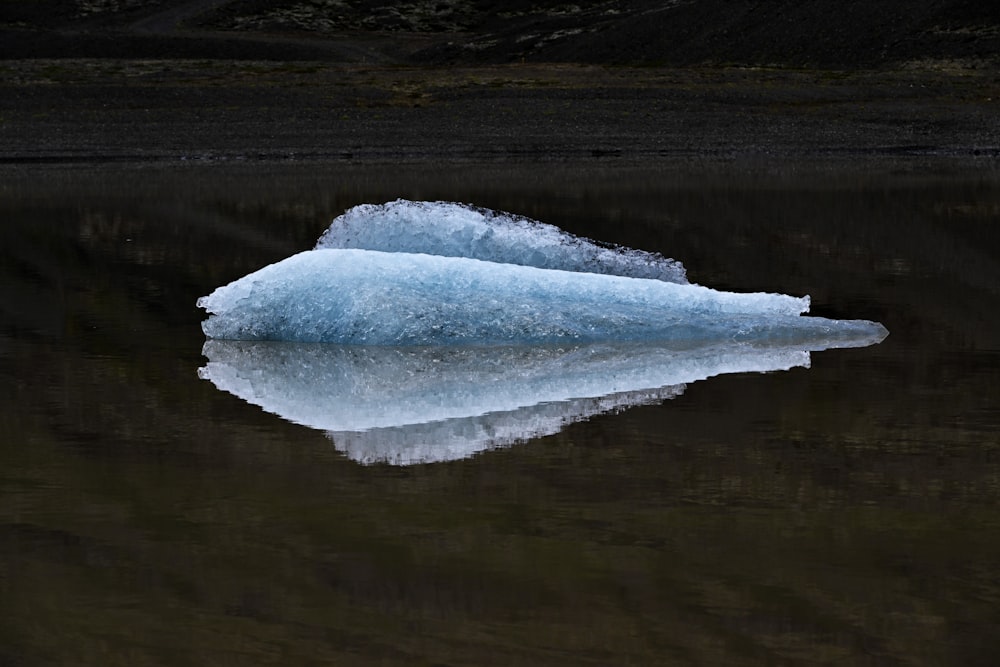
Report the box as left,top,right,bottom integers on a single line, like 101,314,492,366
2,0,999,66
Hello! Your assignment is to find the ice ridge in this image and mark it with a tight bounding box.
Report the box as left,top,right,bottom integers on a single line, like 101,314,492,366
315,199,688,284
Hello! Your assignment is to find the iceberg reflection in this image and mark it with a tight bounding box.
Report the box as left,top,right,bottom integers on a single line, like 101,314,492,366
199,335,882,465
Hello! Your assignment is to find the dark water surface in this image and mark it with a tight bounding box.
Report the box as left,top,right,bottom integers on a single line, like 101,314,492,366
2,163,1000,665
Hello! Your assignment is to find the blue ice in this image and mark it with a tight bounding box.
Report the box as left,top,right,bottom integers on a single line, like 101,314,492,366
198,200,888,346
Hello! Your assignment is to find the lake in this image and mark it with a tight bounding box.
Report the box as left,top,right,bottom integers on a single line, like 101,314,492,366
2,161,999,665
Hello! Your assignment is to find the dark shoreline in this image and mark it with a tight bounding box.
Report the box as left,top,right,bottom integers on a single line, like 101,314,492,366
3,0,999,170
2,58,999,170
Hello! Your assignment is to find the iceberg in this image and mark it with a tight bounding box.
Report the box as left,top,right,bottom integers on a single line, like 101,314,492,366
199,338,859,465
199,199,887,346
197,200,888,464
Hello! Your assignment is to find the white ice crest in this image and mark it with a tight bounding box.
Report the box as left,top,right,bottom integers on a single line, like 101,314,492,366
316,199,689,283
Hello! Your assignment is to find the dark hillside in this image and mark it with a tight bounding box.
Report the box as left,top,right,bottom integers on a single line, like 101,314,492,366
515,1,1000,68
2,0,999,67
2,1,997,164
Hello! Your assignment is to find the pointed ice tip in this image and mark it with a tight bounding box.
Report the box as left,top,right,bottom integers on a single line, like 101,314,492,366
813,319,889,350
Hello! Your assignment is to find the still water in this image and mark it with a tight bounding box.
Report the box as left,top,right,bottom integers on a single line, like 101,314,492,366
2,163,999,665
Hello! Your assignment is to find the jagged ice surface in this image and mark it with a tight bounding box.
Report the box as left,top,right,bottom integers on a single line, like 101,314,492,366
315,199,688,283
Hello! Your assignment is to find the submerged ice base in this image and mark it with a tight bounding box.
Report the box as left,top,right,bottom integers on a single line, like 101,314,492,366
199,248,887,346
